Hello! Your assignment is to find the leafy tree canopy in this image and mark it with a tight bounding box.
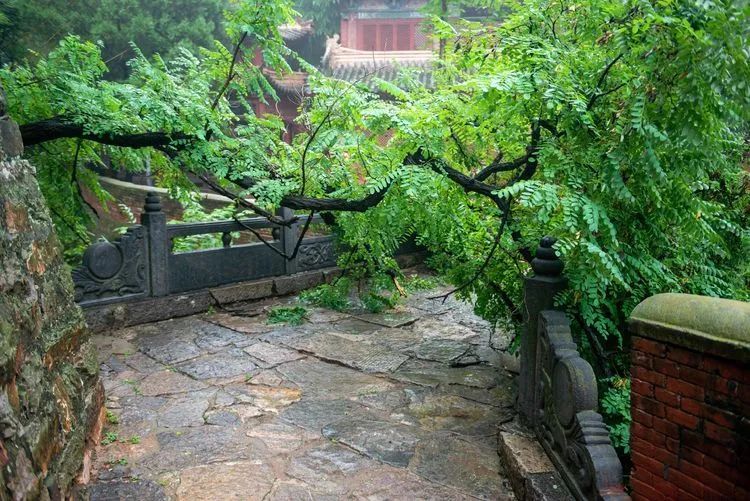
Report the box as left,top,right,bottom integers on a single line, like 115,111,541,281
0,0,227,78
1,0,749,452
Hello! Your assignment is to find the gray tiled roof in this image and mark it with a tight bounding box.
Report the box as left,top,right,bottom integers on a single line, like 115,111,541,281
279,21,313,41
328,61,434,90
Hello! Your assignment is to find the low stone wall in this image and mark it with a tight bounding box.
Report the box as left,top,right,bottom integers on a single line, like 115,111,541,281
628,293,750,500
0,90,103,498
83,251,425,332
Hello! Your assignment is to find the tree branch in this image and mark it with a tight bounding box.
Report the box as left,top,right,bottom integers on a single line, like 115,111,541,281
198,174,295,226
587,53,624,110
281,182,392,211
429,197,512,302
211,32,248,112
474,122,543,182
20,117,189,150
474,151,532,181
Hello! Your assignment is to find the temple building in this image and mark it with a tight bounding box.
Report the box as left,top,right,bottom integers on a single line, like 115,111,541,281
252,1,435,141
250,21,315,142
323,0,435,87
339,0,430,51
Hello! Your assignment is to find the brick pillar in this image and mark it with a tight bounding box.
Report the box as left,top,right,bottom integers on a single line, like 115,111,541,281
0,84,103,498
627,293,750,500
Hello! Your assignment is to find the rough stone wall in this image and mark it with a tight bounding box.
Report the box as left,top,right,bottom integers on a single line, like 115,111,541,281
628,294,750,501
0,87,103,499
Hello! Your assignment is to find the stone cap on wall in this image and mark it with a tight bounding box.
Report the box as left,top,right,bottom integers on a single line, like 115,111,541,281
628,293,750,363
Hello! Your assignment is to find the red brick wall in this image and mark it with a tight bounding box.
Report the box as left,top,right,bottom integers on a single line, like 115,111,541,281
630,336,750,500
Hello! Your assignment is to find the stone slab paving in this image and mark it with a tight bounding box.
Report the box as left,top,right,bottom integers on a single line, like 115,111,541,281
84,284,518,500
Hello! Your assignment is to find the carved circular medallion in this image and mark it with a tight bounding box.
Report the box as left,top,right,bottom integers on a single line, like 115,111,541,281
552,358,598,427
83,240,123,280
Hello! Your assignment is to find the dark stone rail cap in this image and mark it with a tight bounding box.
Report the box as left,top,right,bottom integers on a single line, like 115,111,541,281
628,293,750,363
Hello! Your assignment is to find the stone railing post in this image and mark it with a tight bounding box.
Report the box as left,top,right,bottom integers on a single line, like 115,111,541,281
278,206,298,275
627,294,750,500
519,236,567,426
141,192,168,296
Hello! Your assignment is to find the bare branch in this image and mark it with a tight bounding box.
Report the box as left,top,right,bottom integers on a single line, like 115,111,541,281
587,53,624,110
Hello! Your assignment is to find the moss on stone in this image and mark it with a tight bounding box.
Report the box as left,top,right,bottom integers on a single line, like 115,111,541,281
629,293,750,361
1,107,101,498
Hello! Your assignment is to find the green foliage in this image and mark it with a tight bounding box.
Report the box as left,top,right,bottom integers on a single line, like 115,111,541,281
3,0,749,454
170,202,240,253
298,0,750,349
600,377,632,455
299,277,353,311
101,432,119,446
294,0,750,446
361,291,399,313
0,0,228,78
1,0,298,258
301,272,410,313
105,411,119,425
404,275,443,293
267,306,307,326
360,273,401,313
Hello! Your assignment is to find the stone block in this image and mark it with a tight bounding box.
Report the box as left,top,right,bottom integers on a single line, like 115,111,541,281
0,118,23,159
497,430,573,501
274,271,325,295
209,278,275,305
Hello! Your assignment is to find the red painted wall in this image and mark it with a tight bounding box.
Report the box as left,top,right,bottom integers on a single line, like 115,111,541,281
630,337,750,500
340,18,425,51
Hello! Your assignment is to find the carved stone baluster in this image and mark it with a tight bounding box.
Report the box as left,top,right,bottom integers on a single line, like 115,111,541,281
278,206,298,274
221,231,232,248
536,310,628,500
141,192,168,297
519,236,567,426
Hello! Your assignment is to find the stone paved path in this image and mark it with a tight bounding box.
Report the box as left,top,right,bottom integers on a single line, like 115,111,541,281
85,282,518,500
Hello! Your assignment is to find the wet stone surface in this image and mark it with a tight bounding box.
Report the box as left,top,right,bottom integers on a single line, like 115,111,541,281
87,279,517,500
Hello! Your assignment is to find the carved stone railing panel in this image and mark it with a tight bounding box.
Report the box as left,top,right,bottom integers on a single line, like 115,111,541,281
519,237,628,501
72,193,422,307
72,225,148,305
535,310,627,500
297,236,337,271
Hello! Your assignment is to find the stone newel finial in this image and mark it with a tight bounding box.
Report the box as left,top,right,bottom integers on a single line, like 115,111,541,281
531,236,564,277
144,192,162,213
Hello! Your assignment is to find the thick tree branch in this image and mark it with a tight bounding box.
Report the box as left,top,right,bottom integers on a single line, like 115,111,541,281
474,123,543,182
281,182,392,212
474,151,532,181
20,117,189,150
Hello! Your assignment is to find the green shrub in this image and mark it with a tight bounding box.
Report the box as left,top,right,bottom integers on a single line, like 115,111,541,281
600,377,631,455
267,306,307,326
299,277,353,311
